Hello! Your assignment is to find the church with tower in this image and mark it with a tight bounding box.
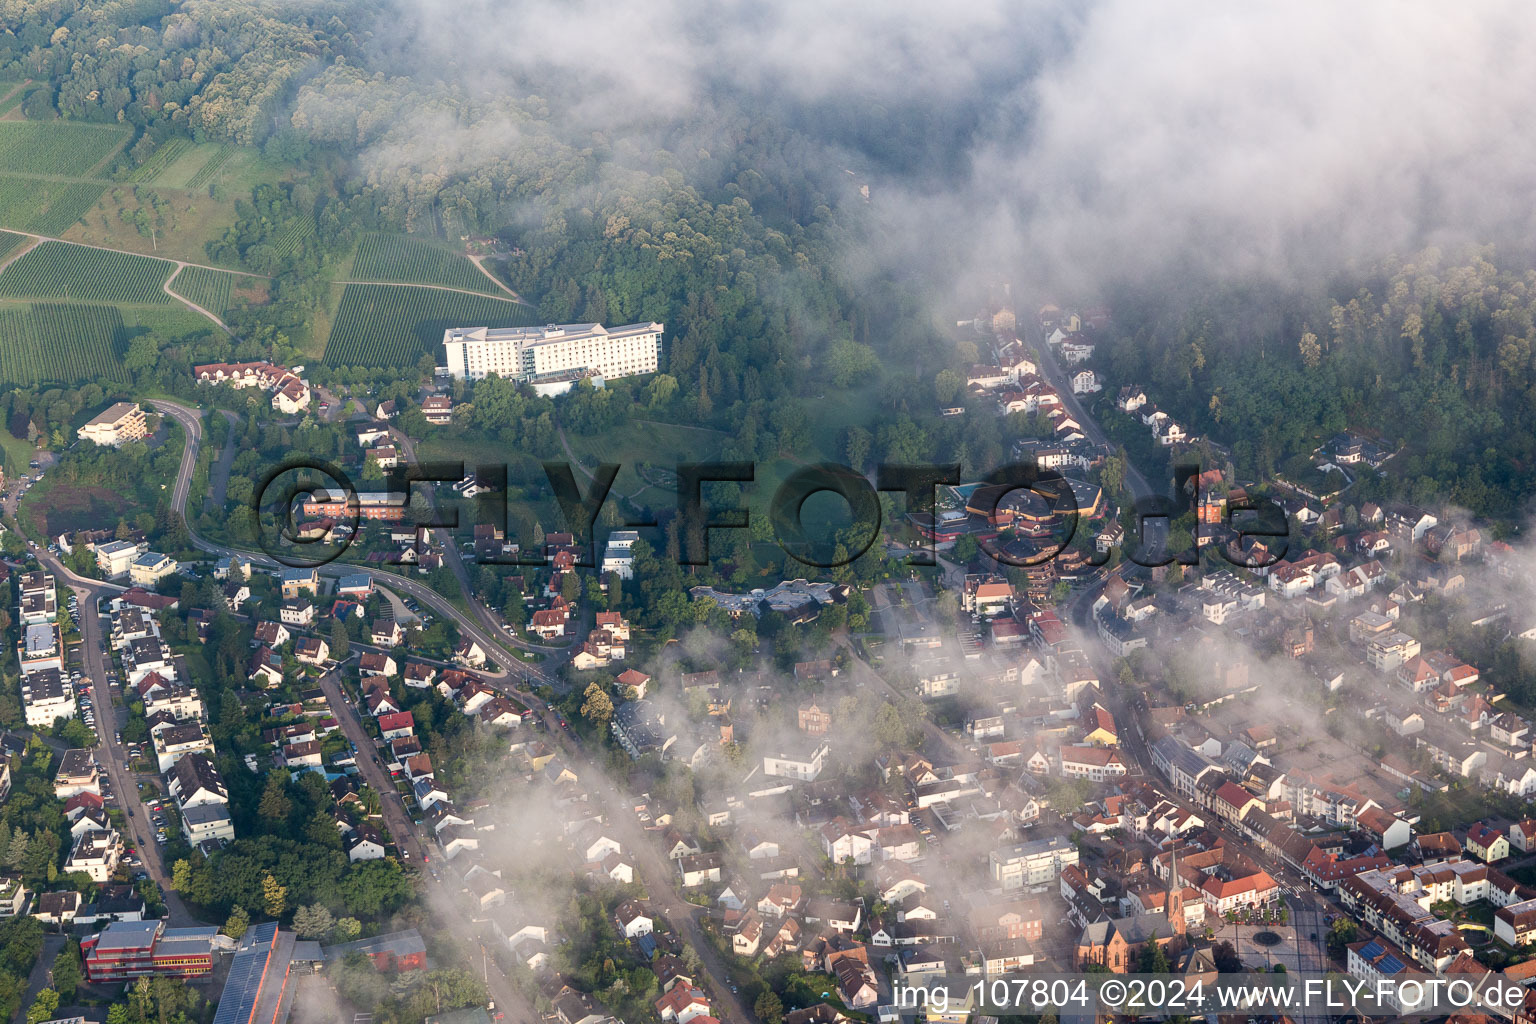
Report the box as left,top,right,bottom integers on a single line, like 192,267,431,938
1075,843,1195,972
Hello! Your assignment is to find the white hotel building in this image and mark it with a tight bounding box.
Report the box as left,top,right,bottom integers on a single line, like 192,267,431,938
441,321,663,394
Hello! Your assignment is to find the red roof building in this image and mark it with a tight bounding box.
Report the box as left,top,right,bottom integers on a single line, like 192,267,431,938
81,920,215,982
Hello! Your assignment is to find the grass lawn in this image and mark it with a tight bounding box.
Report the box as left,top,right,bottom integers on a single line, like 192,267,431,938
752,454,872,537
0,429,36,476
414,431,534,470
1411,787,1518,833
806,380,885,457
65,183,247,266
63,147,293,265
147,142,237,189
562,419,728,510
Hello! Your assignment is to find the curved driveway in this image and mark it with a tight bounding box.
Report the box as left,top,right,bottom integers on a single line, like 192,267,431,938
150,399,557,685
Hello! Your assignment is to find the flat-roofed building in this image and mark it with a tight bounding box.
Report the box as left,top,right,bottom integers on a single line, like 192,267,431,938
20,667,73,727
442,322,663,391
182,803,235,847
18,571,56,625
19,622,62,675
95,539,140,578
129,551,177,587
1367,630,1422,672
602,530,640,580
81,920,217,981
990,835,1080,890
763,740,830,782
66,828,122,882
78,402,147,446
53,748,100,798
153,721,214,772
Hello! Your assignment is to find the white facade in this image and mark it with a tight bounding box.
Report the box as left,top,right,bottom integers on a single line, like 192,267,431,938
602,530,639,580
129,552,177,586
66,829,121,882
21,670,75,728
763,741,829,782
989,836,1080,890
443,322,663,387
95,540,140,578
182,803,236,846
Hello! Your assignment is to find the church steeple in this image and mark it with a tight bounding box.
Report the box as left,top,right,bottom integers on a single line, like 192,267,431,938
1167,841,1187,937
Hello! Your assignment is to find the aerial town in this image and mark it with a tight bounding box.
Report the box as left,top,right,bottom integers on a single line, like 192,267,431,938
0,7,1527,1024
0,296,1532,1024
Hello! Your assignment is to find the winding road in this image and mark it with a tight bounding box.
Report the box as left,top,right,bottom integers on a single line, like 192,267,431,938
151,399,540,682
139,398,757,1023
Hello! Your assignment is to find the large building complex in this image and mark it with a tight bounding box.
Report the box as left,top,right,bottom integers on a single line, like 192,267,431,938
81,920,217,982
193,361,312,413
441,322,663,393
77,402,147,446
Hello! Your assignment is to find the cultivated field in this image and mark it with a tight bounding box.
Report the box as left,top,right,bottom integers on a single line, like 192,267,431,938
169,265,234,315
0,176,107,235
0,241,173,304
0,121,126,175
0,82,24,117
0,302,129,385
127,137,194,182
322,283,540,368
349,233,508,295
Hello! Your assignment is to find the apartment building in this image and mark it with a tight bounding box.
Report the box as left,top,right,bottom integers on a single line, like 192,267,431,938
95,540,141,578
1367,631,1422,672
77,402,147,446
990,836,1081,890
18,571,56,625
601,530,639,580
20,668,74,728
442,321,663,391
66,828,122,882
129,552,177,587
763,740,830,782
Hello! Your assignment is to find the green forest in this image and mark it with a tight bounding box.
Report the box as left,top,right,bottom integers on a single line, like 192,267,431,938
0,0,925,417
1096,248,1536,518
4,2,1536,526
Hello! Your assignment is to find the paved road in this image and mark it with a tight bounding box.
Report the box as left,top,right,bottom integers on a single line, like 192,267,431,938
1069,576,1353,964
22,528,193,925
316,665,423,864
1025,319,1154,502
69,582,197,926
204,410,240,513
386,424,573,662
151,398,563,686
316,664,542,1024
11,933,63,1024
151,397,745,1021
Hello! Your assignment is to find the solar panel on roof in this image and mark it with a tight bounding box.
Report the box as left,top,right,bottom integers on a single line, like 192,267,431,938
211,924,278,1024
1379,955,1405,974
1359,940,1386,959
